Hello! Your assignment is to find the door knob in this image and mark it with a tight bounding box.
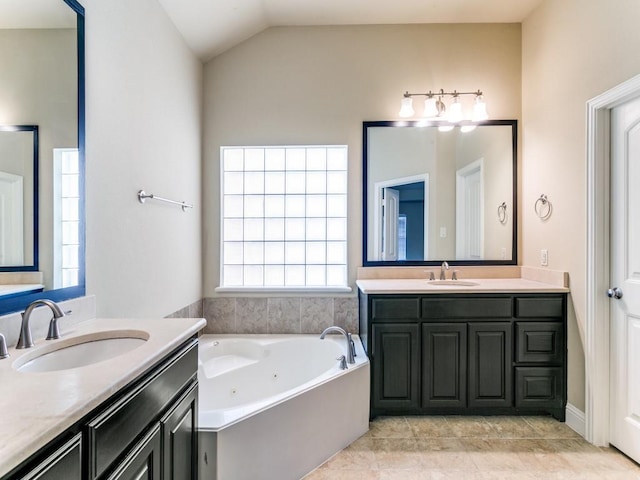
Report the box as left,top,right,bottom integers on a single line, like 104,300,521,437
607,287,623,299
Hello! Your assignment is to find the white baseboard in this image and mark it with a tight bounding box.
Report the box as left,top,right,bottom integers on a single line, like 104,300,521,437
565,403,586,438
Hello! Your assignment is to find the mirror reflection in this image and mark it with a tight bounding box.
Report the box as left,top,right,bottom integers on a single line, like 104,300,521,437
0,0,84,309
0,126,37,268
364,120,517,265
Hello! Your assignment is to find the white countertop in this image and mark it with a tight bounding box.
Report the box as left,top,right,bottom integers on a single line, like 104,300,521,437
356,278,570,294
0,284,44,297
0,316,206,478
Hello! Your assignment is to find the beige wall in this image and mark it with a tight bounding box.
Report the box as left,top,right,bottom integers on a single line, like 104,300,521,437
522,0,640,411
83,0,203,317
203,24,522,295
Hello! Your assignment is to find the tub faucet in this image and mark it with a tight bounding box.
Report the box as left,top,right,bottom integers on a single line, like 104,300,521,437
440,261,450,280
320,326,355,364
16,299,66,349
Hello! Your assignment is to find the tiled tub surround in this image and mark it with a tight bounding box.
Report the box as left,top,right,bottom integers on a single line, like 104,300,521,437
203,296,359,334
166,298,204,320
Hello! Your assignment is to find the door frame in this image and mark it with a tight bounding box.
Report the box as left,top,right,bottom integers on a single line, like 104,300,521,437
373,173,429,261
586,73,640,446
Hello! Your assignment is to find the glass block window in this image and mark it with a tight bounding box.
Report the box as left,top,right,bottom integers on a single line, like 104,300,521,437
53,148,80,288
221,145,348,288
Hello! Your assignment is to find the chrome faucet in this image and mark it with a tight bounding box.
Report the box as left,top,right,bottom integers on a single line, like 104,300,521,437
320,326,356,364
440,261,450,280
16,299,66,349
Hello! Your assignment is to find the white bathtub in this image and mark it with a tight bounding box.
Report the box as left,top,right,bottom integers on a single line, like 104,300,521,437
197,334,370,480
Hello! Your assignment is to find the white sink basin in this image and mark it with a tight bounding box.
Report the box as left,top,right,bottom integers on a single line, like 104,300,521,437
428,280,480,286
14,330,149,373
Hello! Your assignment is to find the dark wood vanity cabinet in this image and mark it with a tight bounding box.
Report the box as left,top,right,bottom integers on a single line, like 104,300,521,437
360,292,567,421
8,338,198,480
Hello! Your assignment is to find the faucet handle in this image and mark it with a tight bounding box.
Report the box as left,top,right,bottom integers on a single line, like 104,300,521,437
46,310,70,341
425,270,436,281
336,355,348,370
452,270,460,281
0,334,8,359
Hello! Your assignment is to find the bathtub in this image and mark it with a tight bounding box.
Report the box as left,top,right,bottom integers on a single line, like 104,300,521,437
197,334,370,480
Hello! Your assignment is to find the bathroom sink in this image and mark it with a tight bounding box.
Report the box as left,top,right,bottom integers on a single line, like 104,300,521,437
428,280,480,286
14,330,149,373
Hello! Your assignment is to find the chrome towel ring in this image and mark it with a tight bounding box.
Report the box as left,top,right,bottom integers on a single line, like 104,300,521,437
535,194,552,220
497,202,507,224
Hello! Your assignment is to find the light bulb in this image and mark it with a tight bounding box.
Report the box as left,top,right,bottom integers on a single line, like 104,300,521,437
460,125,477,133
472,95,488,121
424,97,439,117
438,125,454,132
447,97,463,123
399,97,414,117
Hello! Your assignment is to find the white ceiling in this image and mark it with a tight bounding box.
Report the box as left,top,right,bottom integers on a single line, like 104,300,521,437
157,0,544,61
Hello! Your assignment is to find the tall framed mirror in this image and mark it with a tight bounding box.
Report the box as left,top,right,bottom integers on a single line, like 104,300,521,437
0,0,85,314
363,120,517,266
0,125,38,270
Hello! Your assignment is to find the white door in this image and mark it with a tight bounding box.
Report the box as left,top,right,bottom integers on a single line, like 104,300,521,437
0,171,24,265
456,161,483,260
382,187,399,261
610,94,640,463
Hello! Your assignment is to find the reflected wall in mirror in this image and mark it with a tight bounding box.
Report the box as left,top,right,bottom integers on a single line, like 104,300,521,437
0,0,84,313
363,120,517,266
0,125,38,268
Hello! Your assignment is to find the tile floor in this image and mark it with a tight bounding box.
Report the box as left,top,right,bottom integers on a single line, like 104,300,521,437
304,416,640,479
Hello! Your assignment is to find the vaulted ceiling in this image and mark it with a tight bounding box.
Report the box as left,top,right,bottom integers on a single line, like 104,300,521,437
157,0,544,61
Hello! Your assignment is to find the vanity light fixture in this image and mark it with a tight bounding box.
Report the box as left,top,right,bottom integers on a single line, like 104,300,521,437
399,89,488,125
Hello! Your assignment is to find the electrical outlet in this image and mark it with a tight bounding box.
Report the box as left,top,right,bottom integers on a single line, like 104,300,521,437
440,227,447,238
500,247,506,260
541,249,549,266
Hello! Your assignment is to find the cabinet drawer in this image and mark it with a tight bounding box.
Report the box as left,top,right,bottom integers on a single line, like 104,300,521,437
515,367,564,409
516,322,564,364
87,340,197,480
515,297,564,318
422,297,512,319
19,434,82,480
371,297,419,320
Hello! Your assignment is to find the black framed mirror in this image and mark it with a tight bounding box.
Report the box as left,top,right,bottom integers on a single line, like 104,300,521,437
0,125,38,271
363,120,517,266
0,0,85,314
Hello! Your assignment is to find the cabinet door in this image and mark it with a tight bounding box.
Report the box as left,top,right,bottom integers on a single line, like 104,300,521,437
106,424,161,480
422,323,467,409
371,323,420,412
515,367,565,409
19,434,82,480
161,383,198,480
468,323,512,408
